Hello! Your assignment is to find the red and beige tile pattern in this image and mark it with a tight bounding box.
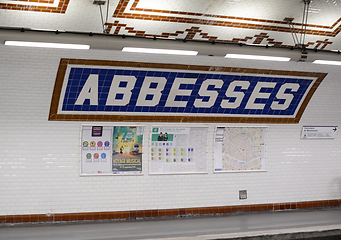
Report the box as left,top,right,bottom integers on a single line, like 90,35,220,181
1,0,341,50
0,0,70,13
105,0,341,49
111,0,341,37
1,199,340,223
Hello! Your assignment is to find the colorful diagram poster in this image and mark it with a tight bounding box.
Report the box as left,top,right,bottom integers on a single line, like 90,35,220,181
150,127,208,174
214,127,267,172
81,126,112,174
112,126,144,174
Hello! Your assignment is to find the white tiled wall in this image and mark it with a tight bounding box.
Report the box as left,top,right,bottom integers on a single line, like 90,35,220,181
0,44,340,216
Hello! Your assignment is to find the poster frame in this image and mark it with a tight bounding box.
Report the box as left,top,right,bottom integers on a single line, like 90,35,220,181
148,124,210,175
79,124,146,176
213,125,268,173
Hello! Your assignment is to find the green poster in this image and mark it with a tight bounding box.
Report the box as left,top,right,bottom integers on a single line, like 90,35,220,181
112,126,143,173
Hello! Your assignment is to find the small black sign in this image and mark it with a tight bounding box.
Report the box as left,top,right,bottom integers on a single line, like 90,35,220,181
92,126,103,137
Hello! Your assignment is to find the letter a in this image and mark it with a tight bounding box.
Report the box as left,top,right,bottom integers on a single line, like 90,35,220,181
75,74,98,105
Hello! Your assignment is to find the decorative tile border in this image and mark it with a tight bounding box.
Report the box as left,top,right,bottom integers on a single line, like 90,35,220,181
1,199,340,223
11,0,54,3
48,58,327,124
105,21,334,49
111,0,341,37
0,0,69,13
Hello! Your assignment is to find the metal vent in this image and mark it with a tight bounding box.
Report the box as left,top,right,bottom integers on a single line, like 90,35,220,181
239,190,247,200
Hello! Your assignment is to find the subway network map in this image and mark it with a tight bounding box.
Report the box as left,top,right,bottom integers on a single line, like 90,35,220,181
214,127,267,172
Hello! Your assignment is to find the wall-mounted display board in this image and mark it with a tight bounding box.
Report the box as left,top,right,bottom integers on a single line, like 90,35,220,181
80,125,144,175
150,127,208,174
300,126,338,139
214,127,267,172
81,126,113,174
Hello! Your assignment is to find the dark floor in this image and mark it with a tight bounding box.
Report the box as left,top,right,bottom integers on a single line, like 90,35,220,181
0,207,340,240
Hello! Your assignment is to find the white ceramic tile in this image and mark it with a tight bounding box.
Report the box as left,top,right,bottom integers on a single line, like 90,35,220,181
0,43,340,215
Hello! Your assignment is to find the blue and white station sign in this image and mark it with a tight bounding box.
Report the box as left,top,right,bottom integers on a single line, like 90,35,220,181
49,59,326,123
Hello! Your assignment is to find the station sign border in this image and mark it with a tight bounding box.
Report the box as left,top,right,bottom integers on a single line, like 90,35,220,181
49,58,327,123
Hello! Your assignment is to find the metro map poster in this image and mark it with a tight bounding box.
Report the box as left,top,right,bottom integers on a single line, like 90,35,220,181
214,127,267,172
150,127,208,174
112,126,144,174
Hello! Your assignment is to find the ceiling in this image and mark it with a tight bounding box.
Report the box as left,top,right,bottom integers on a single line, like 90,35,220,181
1,0,341,53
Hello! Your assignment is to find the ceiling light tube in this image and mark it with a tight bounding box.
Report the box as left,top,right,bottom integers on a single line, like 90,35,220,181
313,60,341,65
4,41,90,50
122,47,198,55
225,54,290,62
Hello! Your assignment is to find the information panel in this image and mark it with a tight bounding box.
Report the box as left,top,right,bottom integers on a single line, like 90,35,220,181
81,126,113,174
214,127,267,172
300,126,338,139
150,127,208,174
80,125,144,175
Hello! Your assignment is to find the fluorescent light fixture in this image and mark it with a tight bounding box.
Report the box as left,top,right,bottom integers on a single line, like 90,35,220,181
225,54,290,62
122,47,198,55
4,41,90,50
313,60,341,65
